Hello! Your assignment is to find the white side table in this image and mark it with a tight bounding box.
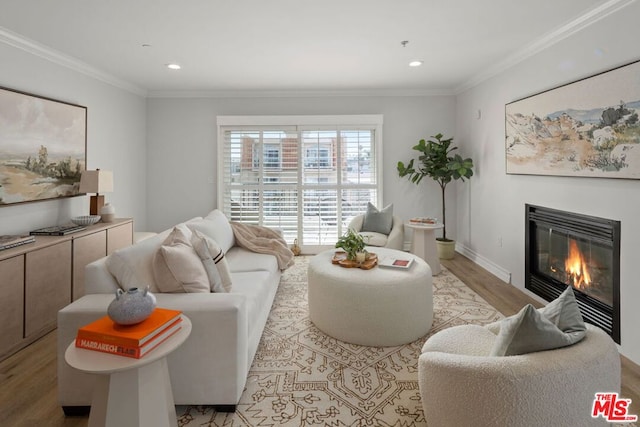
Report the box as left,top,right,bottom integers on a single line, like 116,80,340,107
65,315,192,427
405,223,444,275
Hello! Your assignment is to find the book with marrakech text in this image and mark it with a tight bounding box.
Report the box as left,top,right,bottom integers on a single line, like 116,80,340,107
75,320,182,359
76,307,182,348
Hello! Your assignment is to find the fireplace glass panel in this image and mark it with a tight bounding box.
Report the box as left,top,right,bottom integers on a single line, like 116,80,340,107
535,226,613,307
526,204,620,343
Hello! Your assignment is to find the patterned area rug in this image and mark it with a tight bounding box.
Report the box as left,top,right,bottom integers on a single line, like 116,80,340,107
177,256,502,426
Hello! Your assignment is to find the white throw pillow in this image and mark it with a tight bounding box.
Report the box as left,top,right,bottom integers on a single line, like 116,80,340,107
191,230,232,293
187,210,235,253
152,227,210,293
106,228,172,292
191,230,233,292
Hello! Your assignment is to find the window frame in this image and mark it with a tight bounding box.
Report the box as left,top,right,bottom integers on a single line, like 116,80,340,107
217,115,384,252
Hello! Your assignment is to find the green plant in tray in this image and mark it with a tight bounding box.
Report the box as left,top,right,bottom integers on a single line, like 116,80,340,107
335,228,366,260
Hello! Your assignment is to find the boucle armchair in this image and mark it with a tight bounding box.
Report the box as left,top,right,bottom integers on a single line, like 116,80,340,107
348,214,404,250
418,323,620,427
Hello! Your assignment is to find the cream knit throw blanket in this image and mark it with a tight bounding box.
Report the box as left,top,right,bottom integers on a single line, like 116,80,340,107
230,222,295,270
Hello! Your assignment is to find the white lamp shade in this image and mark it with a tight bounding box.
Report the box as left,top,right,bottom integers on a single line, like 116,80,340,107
79,169,113,194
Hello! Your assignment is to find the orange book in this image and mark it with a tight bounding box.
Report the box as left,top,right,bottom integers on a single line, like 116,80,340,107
76,307,182,347
75,321,182,359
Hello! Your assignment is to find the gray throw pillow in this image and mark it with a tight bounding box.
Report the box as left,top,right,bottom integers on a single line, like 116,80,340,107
361,203,393,235
490,286,586,356
538,285,586,334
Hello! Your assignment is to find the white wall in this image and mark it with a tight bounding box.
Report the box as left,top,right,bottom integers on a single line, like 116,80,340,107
455,1,640,363
145,95,455,232
0,43,147,234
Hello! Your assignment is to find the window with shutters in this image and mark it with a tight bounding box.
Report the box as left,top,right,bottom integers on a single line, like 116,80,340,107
217,115,382,253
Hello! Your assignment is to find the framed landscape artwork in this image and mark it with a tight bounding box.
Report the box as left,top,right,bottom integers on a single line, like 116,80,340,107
505,60,640,179
0,87,87,205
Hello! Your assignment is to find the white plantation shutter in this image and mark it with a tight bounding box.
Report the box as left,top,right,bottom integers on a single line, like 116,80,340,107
218,116,382,252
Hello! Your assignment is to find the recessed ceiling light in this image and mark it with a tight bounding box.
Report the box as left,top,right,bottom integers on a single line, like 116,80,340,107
167,63,181,70
409,61,423,67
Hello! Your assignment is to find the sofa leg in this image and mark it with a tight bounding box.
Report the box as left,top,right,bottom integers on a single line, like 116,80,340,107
214,404,237,413
62,406,91,416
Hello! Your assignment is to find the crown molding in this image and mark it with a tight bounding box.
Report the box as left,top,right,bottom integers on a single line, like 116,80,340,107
454,0,637,94
0,25,451,99
2,0,632,100
0,26,147,97
147,87,454,99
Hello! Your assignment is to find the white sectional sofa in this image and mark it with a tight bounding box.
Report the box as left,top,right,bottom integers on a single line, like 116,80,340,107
57,210,282,414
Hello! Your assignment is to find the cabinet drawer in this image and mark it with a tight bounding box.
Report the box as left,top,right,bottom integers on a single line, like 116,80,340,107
73,231,107,300
0,256,24,356
107,221,133,254
24,241,72,338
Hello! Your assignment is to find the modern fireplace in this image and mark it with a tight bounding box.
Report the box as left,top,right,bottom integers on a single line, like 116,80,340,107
525,204,620,343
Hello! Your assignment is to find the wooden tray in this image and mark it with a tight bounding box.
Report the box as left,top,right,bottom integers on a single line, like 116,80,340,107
331,251,378,270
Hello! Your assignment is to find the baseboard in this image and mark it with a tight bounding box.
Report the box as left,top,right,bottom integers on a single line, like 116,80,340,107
455,243,512,284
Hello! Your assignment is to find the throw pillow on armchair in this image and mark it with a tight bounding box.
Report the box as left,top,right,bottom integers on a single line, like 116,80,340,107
361,202,393,234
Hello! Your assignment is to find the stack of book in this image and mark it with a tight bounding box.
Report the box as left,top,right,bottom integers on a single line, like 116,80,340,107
409,217,437,225
0,235,35,251
75,307,183,359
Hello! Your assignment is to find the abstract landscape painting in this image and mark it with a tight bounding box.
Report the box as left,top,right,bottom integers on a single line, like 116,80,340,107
506,60,640,179
0,87,86,205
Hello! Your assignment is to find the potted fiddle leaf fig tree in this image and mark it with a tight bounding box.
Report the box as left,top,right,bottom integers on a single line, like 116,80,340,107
397,133,473,259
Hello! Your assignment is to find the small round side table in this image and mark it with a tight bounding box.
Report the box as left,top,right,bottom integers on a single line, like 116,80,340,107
65,315,192,427
404,222,444,275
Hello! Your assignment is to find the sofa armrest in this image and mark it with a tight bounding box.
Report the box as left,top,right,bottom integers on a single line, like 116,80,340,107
85,257,120,294
158,293,250,404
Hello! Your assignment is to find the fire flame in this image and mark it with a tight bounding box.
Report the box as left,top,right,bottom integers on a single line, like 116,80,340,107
565,239,591,288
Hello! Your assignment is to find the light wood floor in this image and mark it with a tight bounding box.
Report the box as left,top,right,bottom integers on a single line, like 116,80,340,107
1,253,638,426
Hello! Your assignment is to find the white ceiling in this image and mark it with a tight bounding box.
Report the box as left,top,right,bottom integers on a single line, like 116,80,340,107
0,0,618,96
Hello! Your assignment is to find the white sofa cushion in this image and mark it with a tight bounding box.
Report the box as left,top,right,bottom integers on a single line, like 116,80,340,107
231,270,273,330
188,210,235,253
226,246,279,273
152,227,210,293
358,232,388,247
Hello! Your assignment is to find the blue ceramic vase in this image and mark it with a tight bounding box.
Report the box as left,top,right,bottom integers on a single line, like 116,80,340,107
107,286,157,325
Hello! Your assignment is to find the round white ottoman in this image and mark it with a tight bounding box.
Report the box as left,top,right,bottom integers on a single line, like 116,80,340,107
308,247,433,347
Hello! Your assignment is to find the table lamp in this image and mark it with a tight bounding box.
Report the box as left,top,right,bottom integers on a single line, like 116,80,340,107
79,169,113,215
